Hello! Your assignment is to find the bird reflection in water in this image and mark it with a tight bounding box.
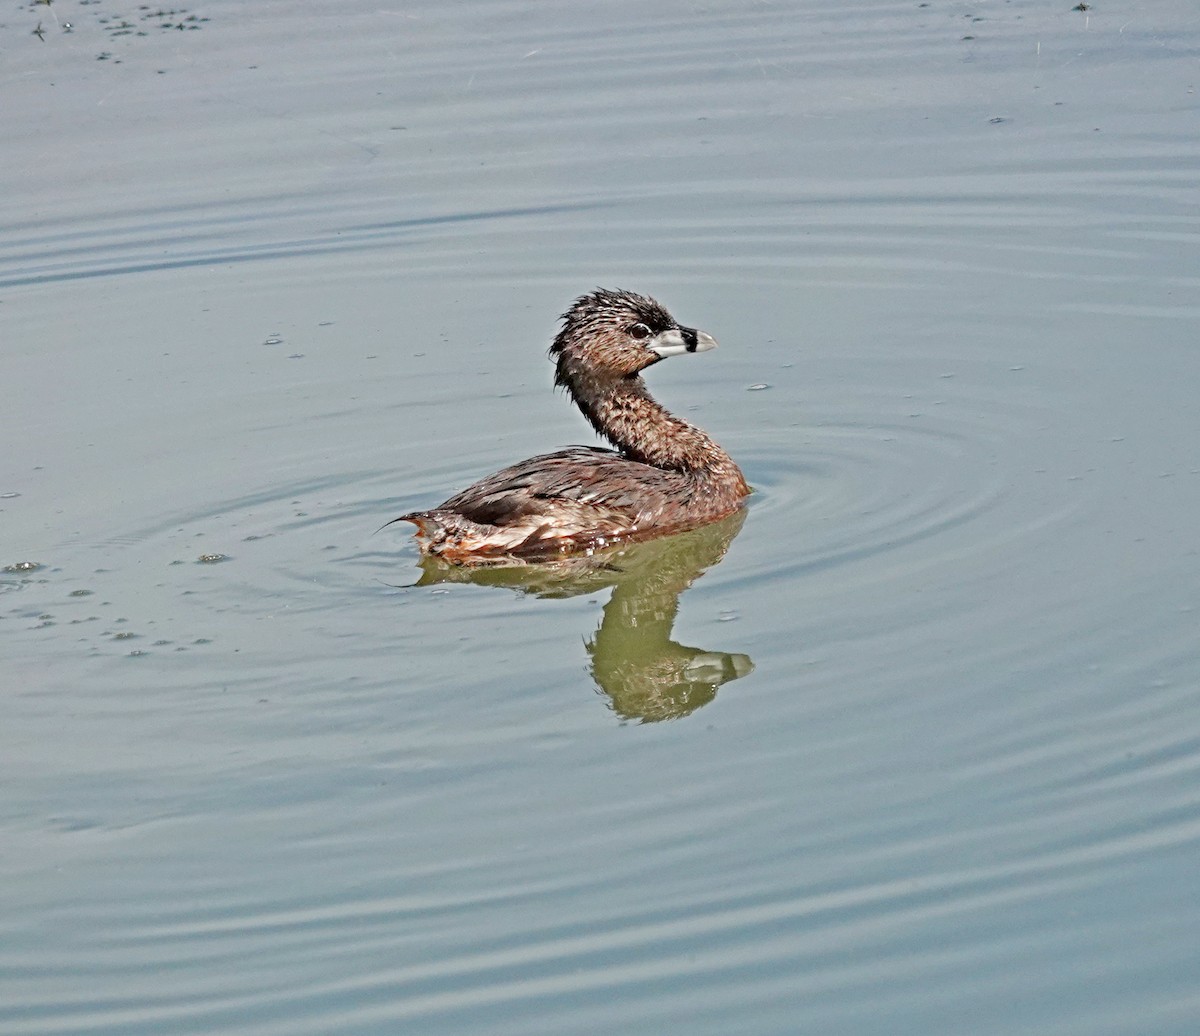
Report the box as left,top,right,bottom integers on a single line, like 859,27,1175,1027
410,510,753,722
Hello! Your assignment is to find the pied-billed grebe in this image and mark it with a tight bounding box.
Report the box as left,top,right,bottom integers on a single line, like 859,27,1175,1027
389,288,749,564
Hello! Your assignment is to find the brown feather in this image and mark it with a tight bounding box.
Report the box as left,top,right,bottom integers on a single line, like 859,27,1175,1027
390,290,749,565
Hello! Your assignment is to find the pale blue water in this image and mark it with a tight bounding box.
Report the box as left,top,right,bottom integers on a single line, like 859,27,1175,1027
3,0,1199,1032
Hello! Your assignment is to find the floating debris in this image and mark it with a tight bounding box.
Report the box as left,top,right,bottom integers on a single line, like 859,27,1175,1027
4,561,41,573
32,4,211,58
196,553,229,564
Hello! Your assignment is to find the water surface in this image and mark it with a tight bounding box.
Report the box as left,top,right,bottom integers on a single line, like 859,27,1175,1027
3,1,1199,1032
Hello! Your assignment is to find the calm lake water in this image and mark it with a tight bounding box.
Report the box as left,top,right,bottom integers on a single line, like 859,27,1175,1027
4,0,1199,1032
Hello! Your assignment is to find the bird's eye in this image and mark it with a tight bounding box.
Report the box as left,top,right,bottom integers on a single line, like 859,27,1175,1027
628,323,652,340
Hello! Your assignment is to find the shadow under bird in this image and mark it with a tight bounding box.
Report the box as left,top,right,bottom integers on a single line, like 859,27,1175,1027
386,288,749,564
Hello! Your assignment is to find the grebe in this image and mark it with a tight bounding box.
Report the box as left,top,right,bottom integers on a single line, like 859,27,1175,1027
388,288,749,564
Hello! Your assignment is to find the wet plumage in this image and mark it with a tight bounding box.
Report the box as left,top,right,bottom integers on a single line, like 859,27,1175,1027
388,289,749,564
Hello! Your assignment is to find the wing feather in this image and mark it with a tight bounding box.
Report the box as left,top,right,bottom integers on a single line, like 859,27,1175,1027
440,446,678,529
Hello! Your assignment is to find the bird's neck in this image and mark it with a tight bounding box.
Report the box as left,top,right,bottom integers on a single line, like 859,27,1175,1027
565,371,745,485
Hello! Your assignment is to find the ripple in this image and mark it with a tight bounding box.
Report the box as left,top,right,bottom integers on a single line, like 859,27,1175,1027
715,364,1081,599
0,198,607,291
